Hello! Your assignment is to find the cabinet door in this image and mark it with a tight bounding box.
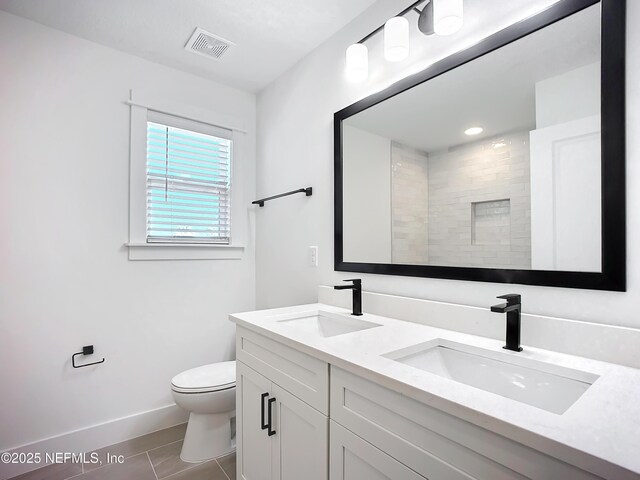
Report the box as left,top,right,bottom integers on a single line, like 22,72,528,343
330,421,425,480
272,383,328,480
237,361,272,480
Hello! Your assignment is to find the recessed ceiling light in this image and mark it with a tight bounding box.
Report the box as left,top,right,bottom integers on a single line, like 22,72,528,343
464,127,483,136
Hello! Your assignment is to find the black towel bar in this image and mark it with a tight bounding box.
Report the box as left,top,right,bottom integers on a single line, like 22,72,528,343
252,187,312,207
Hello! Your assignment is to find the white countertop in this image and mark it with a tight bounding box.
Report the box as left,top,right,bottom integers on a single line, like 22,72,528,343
231,303,640,479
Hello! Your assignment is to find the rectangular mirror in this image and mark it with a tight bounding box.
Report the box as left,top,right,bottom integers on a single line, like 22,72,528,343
334,0,625,291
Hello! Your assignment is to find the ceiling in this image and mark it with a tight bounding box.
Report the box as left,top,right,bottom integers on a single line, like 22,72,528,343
346,3,600,153
0,0,377,92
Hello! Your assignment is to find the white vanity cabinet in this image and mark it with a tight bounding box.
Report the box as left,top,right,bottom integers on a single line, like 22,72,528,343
236,327,329,480
330,367,602,480
330,421,427,480
235,323,611,480
237,361,271,480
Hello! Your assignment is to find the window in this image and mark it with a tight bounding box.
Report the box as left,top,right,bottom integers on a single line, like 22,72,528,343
146,117,232,244
126,92,246,260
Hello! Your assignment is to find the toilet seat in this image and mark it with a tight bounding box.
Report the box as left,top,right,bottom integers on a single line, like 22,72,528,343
171,361,236,394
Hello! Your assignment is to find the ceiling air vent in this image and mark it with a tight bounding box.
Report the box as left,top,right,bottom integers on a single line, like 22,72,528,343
185,27,234,60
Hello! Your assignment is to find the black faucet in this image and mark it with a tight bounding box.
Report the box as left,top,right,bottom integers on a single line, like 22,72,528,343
490,294,522,352
334,279,362,316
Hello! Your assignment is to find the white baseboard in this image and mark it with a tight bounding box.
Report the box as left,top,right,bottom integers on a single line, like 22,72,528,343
1,404,188,479
318,286,640,370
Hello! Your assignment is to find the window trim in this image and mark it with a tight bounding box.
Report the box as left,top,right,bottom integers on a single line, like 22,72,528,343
126,90,246,260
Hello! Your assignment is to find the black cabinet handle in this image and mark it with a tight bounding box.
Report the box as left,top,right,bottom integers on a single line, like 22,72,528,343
260,393,269,430
267,397,276,436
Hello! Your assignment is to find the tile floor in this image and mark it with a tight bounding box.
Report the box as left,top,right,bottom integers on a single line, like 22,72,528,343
10,424,236,480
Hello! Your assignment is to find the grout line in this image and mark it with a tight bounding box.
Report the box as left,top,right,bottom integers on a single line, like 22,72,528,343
65,473,85,480
80,451,144,476
216,451,235,480
160,461,214,480
64,462,89,480
161,454,234,480
146,452,159,480
216,458,231,480
146,438,183,455
149,446,203,480
158,462,201,479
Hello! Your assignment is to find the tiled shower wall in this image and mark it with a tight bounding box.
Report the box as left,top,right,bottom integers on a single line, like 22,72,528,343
391,143,429,264
472,199,512,246
426,131,531,268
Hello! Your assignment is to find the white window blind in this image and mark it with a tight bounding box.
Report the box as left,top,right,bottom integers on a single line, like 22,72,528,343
146,113,232,244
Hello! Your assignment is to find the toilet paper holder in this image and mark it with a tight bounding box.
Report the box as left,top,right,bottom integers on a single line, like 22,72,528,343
72,345,105,368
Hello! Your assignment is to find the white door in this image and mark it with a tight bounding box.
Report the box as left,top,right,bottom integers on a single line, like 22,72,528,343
237,361,273,480
329,421,425,480
272,384,328,480
530,115,601,271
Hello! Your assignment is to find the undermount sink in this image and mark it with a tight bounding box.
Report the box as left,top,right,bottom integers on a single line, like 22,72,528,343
273,310,381,338
384,339,598,414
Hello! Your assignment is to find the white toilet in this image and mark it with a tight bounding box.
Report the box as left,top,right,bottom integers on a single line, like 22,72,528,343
171,361,236,463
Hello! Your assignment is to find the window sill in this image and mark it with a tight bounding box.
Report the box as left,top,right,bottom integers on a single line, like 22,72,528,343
125,243,245,261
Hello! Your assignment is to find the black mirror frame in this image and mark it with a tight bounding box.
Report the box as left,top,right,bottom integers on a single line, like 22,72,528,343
334,0,625,291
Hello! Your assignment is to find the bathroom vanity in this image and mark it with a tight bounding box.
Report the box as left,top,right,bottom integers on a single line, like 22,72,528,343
231,0,633,477
231,304,640,480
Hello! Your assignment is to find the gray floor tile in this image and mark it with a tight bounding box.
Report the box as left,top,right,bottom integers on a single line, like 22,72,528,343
163,460,227,480
216,453,236,480
10,460,83,480
7,425,233,480
84,423,187,472
80,452,156,480
148,440,197,479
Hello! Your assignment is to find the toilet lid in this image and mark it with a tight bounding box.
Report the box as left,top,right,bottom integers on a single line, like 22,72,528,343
171,361,236,393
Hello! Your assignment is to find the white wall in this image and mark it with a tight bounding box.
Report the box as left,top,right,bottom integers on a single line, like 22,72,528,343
535,62,600,128
343,125,391,263
255,0,640,330
0,10,256,454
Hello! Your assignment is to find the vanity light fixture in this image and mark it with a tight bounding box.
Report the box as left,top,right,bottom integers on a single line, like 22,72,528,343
344,0,464,82
345,43,369,82
384,17,410,62
433,0,464,36
464,126,483,136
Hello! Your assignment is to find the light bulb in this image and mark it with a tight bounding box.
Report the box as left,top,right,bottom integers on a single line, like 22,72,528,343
433,0,464,36
384,17,409,62
465,127,483,136
345,43,368,82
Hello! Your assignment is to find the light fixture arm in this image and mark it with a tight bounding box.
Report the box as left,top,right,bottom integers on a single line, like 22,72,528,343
417,0,435,36
356,0,429,44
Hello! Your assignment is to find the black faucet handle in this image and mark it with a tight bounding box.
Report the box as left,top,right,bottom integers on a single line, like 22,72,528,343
497,294,521,305
343,279,362,285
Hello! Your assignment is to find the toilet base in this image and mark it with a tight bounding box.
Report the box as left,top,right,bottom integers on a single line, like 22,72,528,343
180,410,236,463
